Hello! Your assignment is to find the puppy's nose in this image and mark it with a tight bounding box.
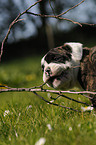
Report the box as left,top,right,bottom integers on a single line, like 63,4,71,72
45,67,52,77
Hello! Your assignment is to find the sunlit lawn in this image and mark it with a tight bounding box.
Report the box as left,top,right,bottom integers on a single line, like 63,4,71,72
0,56,96,145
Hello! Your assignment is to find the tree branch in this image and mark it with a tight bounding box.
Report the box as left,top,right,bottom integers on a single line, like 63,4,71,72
0,86,96,95
0,84,94,109
0,0,42,61
33,91,81,112
26,12,83,27
57,0,85,17
49,0,56,16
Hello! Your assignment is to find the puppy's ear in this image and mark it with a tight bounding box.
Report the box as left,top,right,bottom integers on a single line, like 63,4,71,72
65,42,83,61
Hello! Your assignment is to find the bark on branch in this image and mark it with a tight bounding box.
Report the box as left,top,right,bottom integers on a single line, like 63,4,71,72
0,87,96,95
0,83,95,112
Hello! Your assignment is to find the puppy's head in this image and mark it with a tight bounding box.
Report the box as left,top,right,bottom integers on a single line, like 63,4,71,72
41,42,83,90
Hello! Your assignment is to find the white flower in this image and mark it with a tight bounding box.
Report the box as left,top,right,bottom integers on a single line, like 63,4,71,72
4,110,10,117
69,127,72,131
19,113,21,116
26,105,32,110
81,106,94,112
50,100,54,103
31,129,33,133
78,124,81,127
47,124,52,131
9,137,11,141
35,138,46,145
47,100,54,104
15,132,18,138
15,130,18,138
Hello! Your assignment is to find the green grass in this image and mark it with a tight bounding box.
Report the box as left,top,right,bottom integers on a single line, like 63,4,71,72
0,56,96,145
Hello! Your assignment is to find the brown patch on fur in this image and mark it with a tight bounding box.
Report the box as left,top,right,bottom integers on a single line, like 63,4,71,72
78,47,96,108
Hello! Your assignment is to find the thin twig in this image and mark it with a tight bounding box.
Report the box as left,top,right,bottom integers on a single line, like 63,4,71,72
50,95,60,100
81,22,96,26
49,0,56,16
0,86,93,105
0,0,42,61
57,0,85,17
49,93,90,106
33,91,81,112
0,85,94,111
27,11,96,27
26,11,82,27
59,94,90,106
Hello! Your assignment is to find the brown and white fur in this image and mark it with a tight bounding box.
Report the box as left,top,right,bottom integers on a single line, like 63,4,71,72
41,42,96,108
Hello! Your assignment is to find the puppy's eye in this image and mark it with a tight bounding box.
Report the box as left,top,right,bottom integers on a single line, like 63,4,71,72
41,64,44,71
45,67,52,77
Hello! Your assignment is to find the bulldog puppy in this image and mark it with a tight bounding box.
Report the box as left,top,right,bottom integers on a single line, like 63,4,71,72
41,43,96,108
41,42,83,90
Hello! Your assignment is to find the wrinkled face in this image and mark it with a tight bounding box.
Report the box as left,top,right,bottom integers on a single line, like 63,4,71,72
41,42,83,90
